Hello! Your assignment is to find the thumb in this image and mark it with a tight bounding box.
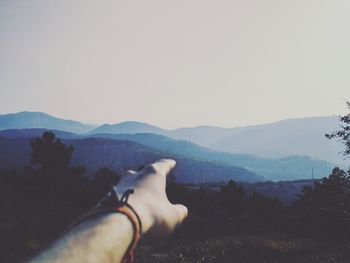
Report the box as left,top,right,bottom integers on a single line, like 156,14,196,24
173,204,188,224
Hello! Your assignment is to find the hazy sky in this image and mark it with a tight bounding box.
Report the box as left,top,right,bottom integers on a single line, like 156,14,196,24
0,0,349,128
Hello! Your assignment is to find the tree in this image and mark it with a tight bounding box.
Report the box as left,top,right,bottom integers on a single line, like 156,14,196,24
294,167,350,238
297,168,350,208
27,132,93,239
94,167,120,199
326,101,350,159
30,131,73,173
218,180,246,215
294,102,350,238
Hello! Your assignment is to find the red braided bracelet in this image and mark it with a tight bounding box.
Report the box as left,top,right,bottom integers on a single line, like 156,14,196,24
70,189,142,263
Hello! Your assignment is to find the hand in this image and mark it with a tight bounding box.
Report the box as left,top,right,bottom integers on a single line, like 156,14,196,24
114,159,188,240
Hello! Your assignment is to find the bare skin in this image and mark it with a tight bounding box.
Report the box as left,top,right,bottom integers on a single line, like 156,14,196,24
30,159,188,263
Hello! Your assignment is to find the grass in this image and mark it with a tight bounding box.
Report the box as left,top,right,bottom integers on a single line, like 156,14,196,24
135,234,350,263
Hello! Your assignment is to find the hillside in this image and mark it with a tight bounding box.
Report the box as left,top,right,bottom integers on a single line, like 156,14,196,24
0,112,344,166
0,136,262,183
0,129,335,181
210,116,344,164
89,133,334,181
0,112,95,133
0,128,81,139
89,121,166,135
90,116,344,165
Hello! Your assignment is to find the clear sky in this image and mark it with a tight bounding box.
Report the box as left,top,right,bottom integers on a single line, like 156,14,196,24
0,0,349,129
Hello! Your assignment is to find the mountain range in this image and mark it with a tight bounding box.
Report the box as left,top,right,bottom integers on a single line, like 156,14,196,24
0,111,345,165
0,135,262,183
0,112,96,134
89,132,334,181
89,117,344,165
0,128,335,181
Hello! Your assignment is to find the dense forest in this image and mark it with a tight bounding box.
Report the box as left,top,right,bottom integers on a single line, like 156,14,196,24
1,105,350,263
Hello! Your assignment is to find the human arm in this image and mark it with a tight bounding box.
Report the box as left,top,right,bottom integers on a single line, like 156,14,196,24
30,159,188,263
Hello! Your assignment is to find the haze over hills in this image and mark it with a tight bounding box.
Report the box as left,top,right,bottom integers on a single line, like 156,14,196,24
0,112,96,134
0,129,335,181
89,132,334,181
0,135,261,183
89,116,344,165
0,112,345,166
90,121,165,135
90,122,247,147
0,128,81,139
209,117,344,165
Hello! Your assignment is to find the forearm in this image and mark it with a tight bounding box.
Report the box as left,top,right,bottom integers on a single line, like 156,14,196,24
31,213,133,263
30,159,188,263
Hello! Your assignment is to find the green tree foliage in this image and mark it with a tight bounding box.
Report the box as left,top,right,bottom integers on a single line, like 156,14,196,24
0,132,120,263
166,180,284,240
294,168,350,238
30,131,74,172
94,167,121,199
294,102,350,239
326,101,350,158
218,180,246,215
297,168,350,210
28,132,91,231
3,122,350,263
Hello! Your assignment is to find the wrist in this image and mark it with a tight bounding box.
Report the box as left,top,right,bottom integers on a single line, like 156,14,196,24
115,188,155,235
127,193,155,235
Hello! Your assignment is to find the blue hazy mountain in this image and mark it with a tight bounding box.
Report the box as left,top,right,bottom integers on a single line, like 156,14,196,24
89,122,247,146
0,128,82,139
0,112,96,133
0,129,335,181
209,116,344,165
90,116,344,165
89,133,334,181
0,112,344,166
0,135,262,183
167,125,256,147
89,121,166,135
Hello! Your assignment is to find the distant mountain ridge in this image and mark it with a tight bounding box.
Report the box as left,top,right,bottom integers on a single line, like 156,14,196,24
85,132,336,181
209,116,343,164
91,121,165,135
0,129,335,181
0,112,96,134
0,135,262,183
89,116,344,165
0,112,345,165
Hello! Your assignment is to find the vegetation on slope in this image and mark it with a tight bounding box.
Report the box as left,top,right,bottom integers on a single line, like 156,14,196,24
1,104,350,263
